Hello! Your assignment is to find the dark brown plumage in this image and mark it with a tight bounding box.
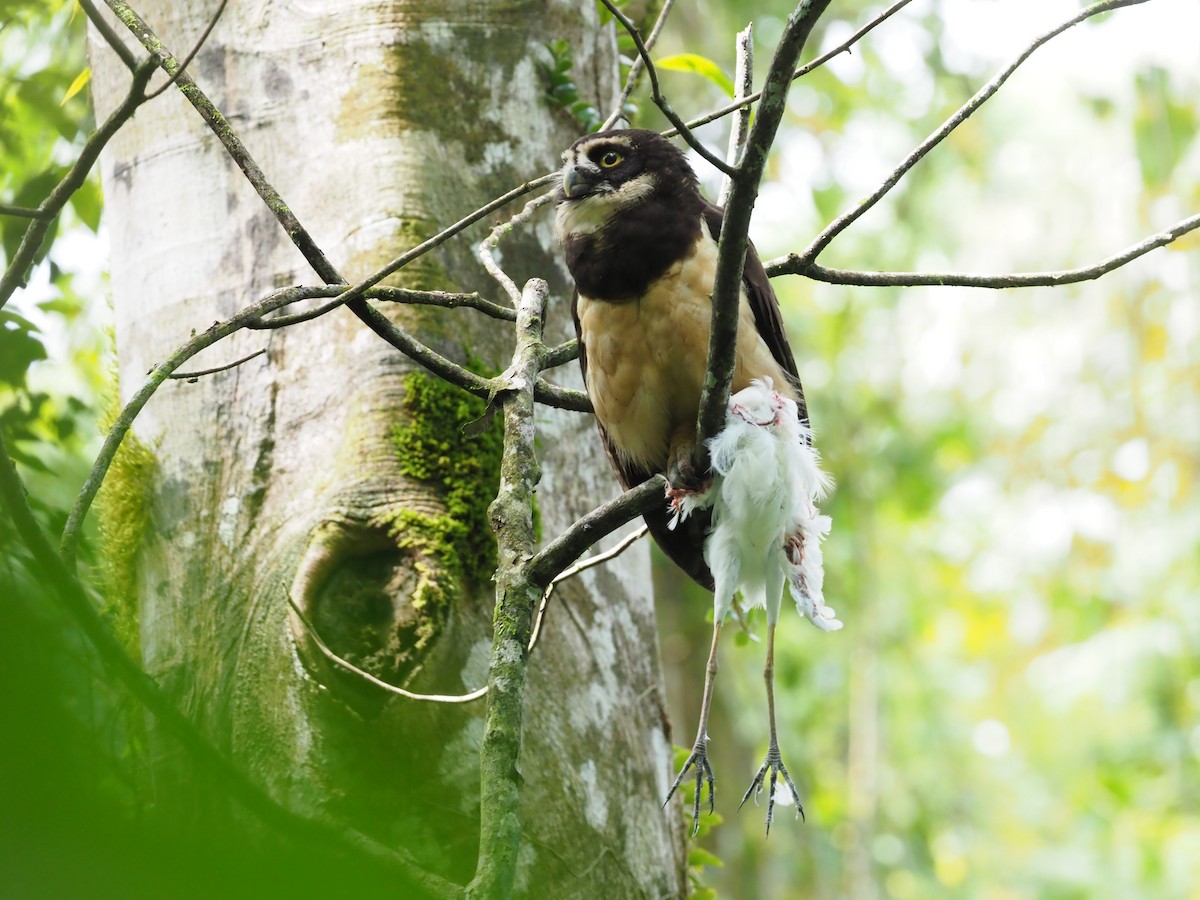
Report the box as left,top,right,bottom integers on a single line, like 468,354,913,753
556,128,823,834
555,128,807,589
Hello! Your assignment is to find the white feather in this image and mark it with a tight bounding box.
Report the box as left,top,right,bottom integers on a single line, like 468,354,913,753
670,379,841,632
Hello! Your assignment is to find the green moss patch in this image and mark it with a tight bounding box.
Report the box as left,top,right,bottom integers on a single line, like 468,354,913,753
94,427,158,654
389,363,504,589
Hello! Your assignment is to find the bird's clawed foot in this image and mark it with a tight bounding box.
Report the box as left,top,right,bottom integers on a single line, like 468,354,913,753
664,739,715,837
667,454,710,496
665,457,713,528
739,744,804,835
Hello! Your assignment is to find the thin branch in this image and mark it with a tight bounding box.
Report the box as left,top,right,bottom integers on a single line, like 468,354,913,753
528,525,648,654
143,0,229,101
59,283,312,566
0,58,156,312
0,205,51,220
170,347,265,380
695,0,833,462
526,476,667,588
478,192,558,306
286,594,487,704
600,0,677,132
534,379,592,413
77,0,140,72
718,23,754,207
246,285,517,330
59,276,585,569
796,0,1154,267
0,434,457,899
769,211,1200,287
338,174,559,311
542,339,579,370
667,0,915,137
598,0,734,176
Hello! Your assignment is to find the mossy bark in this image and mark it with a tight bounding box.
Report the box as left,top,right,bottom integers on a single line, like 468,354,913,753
89,1,685,896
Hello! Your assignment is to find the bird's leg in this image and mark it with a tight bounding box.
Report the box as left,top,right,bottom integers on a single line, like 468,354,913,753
739,623,805,834
665,619,723,837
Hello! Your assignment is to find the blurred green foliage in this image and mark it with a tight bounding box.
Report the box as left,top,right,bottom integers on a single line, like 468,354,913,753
644,3,1200,899
3,2,1198,898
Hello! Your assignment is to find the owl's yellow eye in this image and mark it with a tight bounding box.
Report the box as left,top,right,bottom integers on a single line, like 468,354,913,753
599,150,623,168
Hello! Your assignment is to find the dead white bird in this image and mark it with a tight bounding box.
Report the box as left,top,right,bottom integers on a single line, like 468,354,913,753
669,378,838,834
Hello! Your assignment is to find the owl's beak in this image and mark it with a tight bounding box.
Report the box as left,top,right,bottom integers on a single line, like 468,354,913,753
561,162,598,200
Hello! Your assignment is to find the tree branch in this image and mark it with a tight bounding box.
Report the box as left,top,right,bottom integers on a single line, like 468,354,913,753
246,284,517,329
169,348,265,380
695,0,833,462
542,339,579,370
142,0,230,101
0,205,52,220
77,0,140,71
717,23,754,208
600,0,677,132
527,524,648,654
478,192,558,306
794,0,1154,268
467,279,549,900
286,593,488,704
526,476,667,588
769,211,1200,287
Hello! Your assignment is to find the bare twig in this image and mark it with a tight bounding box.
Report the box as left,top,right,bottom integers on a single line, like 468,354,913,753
667,0,915,137
246,284,517,330
169,348,266,380
77,0,140,71
143,0,229,101
478,192,558,306
598,0,734,176
600,0,677,132
528,524,648,653
718,23,754,207
770,211,1200,287
695,0,833,463
795,0,1154,267
526,476,667,588
286,594,488,704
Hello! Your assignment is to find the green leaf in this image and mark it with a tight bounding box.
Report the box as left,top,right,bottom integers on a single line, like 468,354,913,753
688,847,725,869
656,53,735,98
68,176,102,231
0,323,47,387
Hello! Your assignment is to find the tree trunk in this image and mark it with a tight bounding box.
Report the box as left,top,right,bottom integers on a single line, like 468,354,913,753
88,2,686,895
